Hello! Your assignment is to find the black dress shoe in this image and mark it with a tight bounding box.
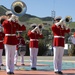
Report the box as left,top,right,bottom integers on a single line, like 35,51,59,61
1,64,4,66
55,71,63,74
10,72,14,74
58,71,63,74
14,64,17,66
31,67,37,70
21,64,25,66
55,71,59,74
7,72,11,74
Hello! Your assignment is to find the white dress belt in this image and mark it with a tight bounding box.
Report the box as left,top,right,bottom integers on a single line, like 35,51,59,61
5,34,16,36
30,39,38,41
54,36,64,38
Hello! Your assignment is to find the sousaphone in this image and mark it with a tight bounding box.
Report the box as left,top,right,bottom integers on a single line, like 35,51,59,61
11,0,27,16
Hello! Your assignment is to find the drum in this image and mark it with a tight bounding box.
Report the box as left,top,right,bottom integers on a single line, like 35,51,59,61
18,44,26,56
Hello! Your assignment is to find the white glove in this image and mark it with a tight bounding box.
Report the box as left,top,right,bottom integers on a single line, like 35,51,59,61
39,30,42,34
60,21,65,28
65,26,69,30
62,21,69,30
55,19,63,26
37,28,42,34
8,15,18,22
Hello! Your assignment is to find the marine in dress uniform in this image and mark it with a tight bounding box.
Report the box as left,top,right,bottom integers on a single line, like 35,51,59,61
51,16,70,74
1,11,26,74
14,32,26,65
0,25,5,69
27,23,43,70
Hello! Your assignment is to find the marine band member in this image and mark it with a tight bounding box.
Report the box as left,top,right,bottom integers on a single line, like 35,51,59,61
27,23,43,70
14,31,26,66
51,16,70,74
1,11,26,74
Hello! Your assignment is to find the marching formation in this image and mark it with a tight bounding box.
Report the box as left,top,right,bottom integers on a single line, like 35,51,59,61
0,0,74,75
0,10,72,75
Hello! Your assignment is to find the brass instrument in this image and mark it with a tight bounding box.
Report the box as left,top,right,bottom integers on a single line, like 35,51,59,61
63,16,72,28
38,24,44,34
65,16,72,23
11,0,27,16
38,24,44,30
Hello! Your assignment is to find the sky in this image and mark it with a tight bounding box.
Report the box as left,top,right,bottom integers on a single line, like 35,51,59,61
0,0,75,21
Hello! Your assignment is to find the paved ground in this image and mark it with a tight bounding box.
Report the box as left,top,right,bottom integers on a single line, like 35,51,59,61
0,56,75,75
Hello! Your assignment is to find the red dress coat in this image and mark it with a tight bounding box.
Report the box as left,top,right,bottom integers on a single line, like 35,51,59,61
2,20,26,45
16,35,26,50
51,24,70,47
0,32,5,49
28,30,43,48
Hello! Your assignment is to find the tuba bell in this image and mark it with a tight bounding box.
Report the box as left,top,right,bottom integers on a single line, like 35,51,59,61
11,0,27,16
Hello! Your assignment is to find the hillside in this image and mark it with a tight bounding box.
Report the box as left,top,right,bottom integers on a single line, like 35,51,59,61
0,5,53,22
0,5,75,30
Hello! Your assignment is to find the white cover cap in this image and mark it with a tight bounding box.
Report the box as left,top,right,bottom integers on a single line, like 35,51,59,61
30,23,37,27
5,11,12,15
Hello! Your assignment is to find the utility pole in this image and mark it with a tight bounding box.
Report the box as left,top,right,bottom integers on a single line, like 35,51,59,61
51,10,56,24
50,0,56,55
51,0,56,23
51,10,55,19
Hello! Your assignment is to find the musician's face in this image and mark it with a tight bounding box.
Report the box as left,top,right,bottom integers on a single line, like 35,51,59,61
32,26,36,29
7,14,12,19
56,19,61,22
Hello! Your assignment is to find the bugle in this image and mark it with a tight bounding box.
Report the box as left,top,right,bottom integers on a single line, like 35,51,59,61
65,16,72,23
63,16,72,28
38,24,44,30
